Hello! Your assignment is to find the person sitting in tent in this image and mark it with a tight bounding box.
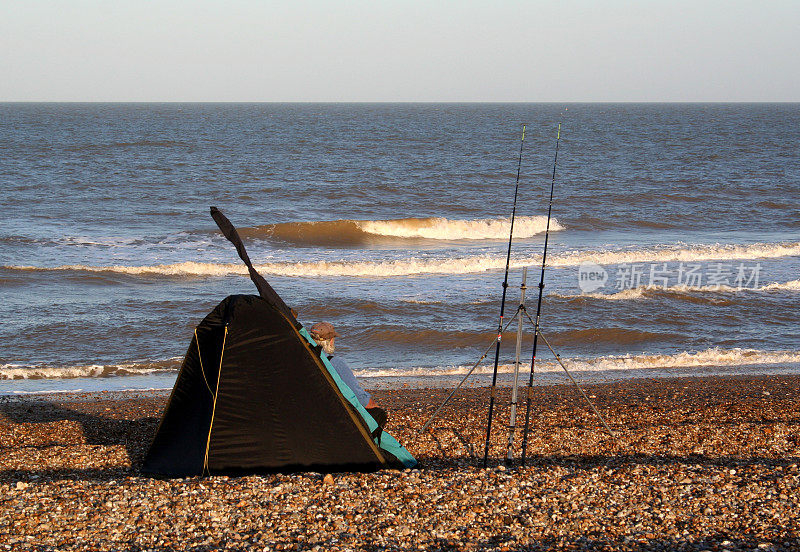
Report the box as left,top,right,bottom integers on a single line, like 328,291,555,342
309,322,387,430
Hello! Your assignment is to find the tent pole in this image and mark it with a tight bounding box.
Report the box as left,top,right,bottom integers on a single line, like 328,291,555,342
504,267,527,464
202,324,228,476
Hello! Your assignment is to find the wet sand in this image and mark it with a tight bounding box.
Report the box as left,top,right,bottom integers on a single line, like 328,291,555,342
2,375,799,551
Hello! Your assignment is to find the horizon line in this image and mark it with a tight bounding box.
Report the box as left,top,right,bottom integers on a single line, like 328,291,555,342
2,100,799,104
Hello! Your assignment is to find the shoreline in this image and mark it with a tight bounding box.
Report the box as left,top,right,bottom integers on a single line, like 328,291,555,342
4,361,800,398
2,374,799,551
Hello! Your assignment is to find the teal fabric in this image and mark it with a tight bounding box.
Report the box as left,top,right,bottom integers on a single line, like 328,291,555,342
300,327,417,469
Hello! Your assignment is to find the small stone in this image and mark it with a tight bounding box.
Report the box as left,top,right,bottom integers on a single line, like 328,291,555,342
323,474,334,485
15,482,28,490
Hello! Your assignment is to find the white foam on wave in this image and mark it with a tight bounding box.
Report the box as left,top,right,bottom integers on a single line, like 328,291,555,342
559,279,800,301
5,348,799,386
400,298,444,305
5,241,799,278
354,347,800,378
60,236,141,247
4,233,215,251
0,364,106,379
759,279,800,291
359,216,562,240
10,388,86,395
554,242,800,268
0,359,182,380
4,386,174,398
6,261,246,277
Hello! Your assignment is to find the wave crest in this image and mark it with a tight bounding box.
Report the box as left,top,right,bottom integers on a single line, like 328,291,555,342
5,241,799,279
561,242,800,267
559,279,800,301
240,216,562,245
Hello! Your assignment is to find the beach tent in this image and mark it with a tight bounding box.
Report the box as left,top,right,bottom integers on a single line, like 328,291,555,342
142,208,416,476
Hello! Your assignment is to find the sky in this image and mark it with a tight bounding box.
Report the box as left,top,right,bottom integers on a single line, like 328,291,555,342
1,0,798,102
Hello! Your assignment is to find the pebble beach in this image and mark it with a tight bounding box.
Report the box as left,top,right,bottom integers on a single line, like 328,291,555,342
2,375,799,551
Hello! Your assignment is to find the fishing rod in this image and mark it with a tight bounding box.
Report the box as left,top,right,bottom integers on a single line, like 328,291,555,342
520,121,561,466
482,123,526,468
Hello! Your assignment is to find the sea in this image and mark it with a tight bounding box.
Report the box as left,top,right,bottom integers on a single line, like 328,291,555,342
1,103,798,396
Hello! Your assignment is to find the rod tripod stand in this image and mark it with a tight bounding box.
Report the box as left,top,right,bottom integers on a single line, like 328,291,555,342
420,267,619,465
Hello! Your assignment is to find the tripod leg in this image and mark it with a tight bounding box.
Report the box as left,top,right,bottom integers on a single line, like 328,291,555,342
536,327,620,443
420,309,521,433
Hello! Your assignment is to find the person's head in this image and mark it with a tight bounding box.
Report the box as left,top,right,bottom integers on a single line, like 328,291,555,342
309,322,339,355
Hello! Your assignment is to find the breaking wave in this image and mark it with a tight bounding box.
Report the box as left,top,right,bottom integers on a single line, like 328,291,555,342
7,348,799,383
0,233,205,249
559,279,800,301
554,241,800,267
760,279,800,291
4,241,799,278
355,347,800,378
239,216,563,245
0,359,182,380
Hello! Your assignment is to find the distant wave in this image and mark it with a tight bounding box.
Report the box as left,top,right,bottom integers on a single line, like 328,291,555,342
0,235,139,247
0,233,204,249
355,347,800,378
0,358,182,380
5,241,799,278
399,298,445,305
557,279,800,301
365,328,498,348
66,140,189,152
359,326,680,349
627,220,678,230
552,327,680,345
239,216,563,245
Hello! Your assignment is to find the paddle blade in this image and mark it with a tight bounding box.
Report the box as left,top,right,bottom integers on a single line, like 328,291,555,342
209,206,296,322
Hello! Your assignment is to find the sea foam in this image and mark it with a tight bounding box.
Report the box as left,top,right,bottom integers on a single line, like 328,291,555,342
4,241,799,278
6,348,798,382
557,279,800,301
355,347,800,378
0,359,182,380
358,216,562,240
